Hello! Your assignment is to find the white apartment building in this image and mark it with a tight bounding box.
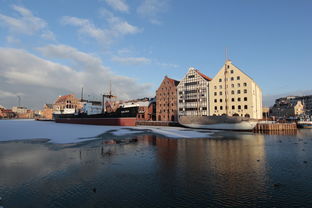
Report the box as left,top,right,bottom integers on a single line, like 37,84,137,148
177,67,212,116
208,60,262,119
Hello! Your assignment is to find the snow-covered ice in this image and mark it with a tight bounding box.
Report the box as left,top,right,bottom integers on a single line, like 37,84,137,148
0,119,213,144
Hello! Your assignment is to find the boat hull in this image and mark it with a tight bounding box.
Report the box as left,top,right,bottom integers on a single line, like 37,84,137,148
297,122,312,129
178,115,258,131
55,117,137,126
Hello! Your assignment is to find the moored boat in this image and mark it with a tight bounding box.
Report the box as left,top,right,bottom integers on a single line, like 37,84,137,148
178,115,258,131
54,105,139,126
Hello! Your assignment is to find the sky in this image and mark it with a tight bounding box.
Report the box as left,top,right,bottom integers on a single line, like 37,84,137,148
0,0,311,109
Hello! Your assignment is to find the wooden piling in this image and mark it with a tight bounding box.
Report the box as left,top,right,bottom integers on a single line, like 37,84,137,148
254,123,297,133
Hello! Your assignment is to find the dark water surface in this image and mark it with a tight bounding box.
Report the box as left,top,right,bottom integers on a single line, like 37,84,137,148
1,130,312,207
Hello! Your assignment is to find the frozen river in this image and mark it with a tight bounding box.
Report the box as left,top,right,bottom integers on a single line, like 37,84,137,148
0,120,312,207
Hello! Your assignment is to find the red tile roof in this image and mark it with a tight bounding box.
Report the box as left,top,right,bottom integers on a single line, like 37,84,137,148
165,76,180,86
54,94,76,104
195,70,212,81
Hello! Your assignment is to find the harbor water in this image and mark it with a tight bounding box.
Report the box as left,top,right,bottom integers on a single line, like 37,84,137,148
0,120,312,207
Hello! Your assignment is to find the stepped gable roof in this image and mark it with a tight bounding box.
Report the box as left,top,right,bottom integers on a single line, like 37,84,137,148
195,70,212,81
165,76,180,86
54,94,76,104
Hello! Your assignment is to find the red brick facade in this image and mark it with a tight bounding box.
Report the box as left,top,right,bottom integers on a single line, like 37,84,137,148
156,76,179,121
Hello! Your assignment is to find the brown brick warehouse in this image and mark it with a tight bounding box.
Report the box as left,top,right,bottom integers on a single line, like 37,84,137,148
156,76,180,122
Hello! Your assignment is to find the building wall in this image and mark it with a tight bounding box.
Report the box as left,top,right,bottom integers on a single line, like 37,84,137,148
177,68,210,116
209,60,262,119
156,76,179,121
42,108,53,119
53,94,82,115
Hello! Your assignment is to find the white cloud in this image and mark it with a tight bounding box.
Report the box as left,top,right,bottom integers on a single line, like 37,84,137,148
6,36,20,44
0,46,153,108
112,56,151,65
137,0,169,24
0,5,55,40
104,0,129,12
158,62,179,68
0,90,22,98
61,13,140,45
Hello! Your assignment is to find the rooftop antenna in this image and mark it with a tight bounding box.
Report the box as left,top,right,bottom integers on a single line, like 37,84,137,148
225,48,229,61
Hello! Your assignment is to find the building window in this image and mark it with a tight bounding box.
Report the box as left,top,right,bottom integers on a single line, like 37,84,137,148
231,90,234,95
238,97,241,102
230,70,234,74
237,83,241,87
220,99,223,103
214,106,217,110
237,76,240,80
214,86,217,89
220,106,223,110
232,105,235,110
244,105,248,109
219,78,222,82
231,77,234,81
214,99,217,103
214,92,217,96
238,105,241,110
188,75,195,78
244,97,247,101
243,82,247,87
219,85,222,89
231,98,235,102
244,89,247,93
219,92,223,95
231,84,234,88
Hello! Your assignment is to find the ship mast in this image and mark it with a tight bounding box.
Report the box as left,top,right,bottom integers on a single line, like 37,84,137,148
102,81,116,113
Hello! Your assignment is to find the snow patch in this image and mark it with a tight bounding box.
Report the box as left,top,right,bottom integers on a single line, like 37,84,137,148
0,120,212,144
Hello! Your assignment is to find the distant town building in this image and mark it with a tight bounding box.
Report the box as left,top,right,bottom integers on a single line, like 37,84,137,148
136,98,156,121
53,94,82,115
177,68,211,116
0,108,15,119
42,104,53,119
12,106,28,114
270,96,304,118
156,76,179,121
298,95,312,115
209,60,262,119
11,106,34,119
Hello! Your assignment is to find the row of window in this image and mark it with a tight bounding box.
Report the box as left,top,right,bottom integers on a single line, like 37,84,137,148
159,92,175,96
158,109,175,113
219,76,241,82
214,89,248,96
179,107,207,111
214,97,248,103
214,82,247,89
159,103,175,107
214,105,248,110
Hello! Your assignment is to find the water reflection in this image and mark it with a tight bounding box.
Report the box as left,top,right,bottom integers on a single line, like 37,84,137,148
0,132,312,207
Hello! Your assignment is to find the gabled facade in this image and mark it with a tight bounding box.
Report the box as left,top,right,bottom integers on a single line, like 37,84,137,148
156,76,179,121
53,94,82,115
177,67,212,116
209,60,262,119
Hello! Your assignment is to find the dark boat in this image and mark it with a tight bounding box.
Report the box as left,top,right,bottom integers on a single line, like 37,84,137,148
54,106,139,126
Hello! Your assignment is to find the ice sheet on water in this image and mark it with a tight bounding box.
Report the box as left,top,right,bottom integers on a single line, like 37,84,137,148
0,120,213,144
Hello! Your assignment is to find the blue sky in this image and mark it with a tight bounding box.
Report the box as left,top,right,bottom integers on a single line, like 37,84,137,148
0,0,311,109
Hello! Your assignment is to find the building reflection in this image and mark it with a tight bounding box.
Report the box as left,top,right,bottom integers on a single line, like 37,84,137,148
140,133,267,205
